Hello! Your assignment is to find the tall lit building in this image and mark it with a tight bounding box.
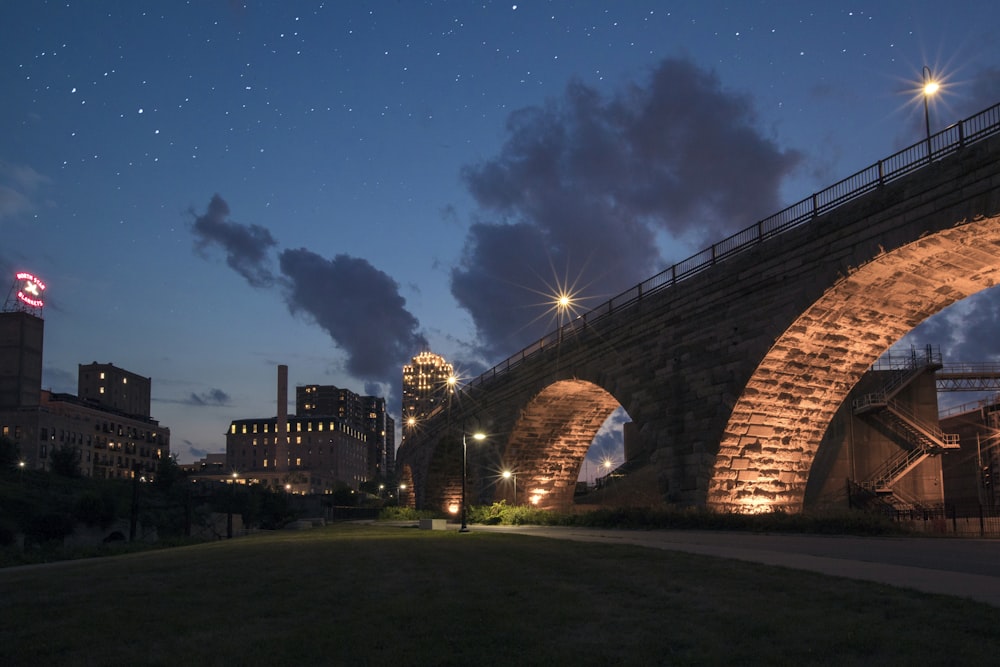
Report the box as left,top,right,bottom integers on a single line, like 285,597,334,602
401,351,454,430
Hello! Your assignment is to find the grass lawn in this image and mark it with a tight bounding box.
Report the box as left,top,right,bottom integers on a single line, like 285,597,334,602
2,523,999,666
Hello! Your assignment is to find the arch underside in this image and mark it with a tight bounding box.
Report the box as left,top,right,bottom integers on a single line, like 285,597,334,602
504,379,621,511
711,215,1000,512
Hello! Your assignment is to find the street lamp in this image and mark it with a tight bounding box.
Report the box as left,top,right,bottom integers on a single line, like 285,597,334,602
460,429,486,532
227,471,239,539
398,482,407,506
502,469,517,505
922,65,939,157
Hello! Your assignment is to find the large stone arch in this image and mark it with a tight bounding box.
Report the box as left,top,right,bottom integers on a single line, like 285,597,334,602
498,379,622,510
710,214,1000,512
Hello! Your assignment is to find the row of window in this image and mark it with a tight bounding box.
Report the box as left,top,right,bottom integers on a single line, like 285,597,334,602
231,420,365,441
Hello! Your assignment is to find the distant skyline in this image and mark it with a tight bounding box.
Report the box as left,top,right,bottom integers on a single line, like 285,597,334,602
2,2,999,466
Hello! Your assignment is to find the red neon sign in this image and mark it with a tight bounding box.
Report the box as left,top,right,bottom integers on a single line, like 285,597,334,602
15,272,46,308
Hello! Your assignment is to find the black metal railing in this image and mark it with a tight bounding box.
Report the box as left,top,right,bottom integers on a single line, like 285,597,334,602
467,101,1000,390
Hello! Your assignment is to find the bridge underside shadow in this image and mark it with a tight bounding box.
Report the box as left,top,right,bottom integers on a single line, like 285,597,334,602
711,214,1000,512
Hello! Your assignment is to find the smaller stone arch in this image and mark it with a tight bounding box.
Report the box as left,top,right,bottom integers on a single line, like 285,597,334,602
396,464,415,509
500,379,622,510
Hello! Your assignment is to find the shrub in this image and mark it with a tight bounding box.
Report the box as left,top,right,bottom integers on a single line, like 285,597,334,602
378,506,437,521
74,491,117,528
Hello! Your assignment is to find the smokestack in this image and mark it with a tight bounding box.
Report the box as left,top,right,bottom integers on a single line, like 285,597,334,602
277,364,288,471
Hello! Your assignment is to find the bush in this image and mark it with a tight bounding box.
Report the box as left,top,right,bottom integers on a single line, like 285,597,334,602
459,503,904,535
378,506,437,521
74,491,117,528
24,512,75,545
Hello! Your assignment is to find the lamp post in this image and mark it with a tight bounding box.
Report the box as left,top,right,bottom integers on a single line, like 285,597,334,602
922,65,939,158
502,469,517,505
460,428,486,532
227,471,238,539
397,482,407,506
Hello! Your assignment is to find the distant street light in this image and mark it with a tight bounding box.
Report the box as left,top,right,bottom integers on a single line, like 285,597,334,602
460,427,486,533
398,482,407,506
228,471,239,539
922,66,940,157
502,469,517,505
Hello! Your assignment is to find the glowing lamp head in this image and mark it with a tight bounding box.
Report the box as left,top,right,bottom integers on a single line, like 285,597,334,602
502,470,512,480
448,503,459,514
923,80,939,96
472,432,486,441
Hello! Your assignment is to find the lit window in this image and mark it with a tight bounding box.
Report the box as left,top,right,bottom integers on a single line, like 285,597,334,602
230,425,236,434
242,425,248,434
318,422,323,432
99,387,105,394
123,377,127,384
296,458,302,466
100,372,105,379
263,459,268,468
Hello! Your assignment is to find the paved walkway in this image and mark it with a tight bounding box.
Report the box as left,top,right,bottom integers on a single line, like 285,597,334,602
467,524,1000,607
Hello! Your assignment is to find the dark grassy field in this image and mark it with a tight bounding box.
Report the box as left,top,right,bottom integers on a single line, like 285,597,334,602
3,523,999,666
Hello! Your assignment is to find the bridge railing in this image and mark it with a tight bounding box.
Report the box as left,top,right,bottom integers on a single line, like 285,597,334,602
467,101,1000,391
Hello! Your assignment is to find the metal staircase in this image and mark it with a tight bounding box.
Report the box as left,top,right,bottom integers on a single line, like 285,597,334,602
851,345,959,496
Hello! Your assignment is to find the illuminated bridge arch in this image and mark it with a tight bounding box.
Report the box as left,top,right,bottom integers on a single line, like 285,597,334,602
502,379,622,510
710,215,1000,512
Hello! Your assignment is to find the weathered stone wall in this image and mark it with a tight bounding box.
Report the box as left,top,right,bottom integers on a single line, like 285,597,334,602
399,132,1000,514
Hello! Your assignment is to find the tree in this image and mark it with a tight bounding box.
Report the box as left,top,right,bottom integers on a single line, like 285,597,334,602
0,436,19,469
154,453,182,491
49,443,82,478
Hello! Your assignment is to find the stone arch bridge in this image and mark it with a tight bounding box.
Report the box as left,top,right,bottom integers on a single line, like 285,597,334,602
397,103,1000,514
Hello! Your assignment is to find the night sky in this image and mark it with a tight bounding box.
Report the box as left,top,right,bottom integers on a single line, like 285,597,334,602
2,1,999,467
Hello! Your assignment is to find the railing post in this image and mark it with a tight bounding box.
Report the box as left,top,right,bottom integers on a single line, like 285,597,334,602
959,120,965,148
811,193,818,217
877,160,884,185
671,264,676,286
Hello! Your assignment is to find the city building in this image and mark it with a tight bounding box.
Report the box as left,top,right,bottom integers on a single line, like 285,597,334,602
223,365,376,494
940,395,1000,509
297,383,395,479
78,362,152,418
0,308,169,478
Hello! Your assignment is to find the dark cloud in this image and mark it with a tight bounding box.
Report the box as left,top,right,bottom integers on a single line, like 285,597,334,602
190,193,278,288
187,388,232,406
157,388,232,406
183,442,211,460
279,249,427,388
906,287,1000,363
452,57,801,359
42,366,77,394
189,195,426,401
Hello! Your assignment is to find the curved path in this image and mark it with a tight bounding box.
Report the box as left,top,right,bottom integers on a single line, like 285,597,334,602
470,524,1000,607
